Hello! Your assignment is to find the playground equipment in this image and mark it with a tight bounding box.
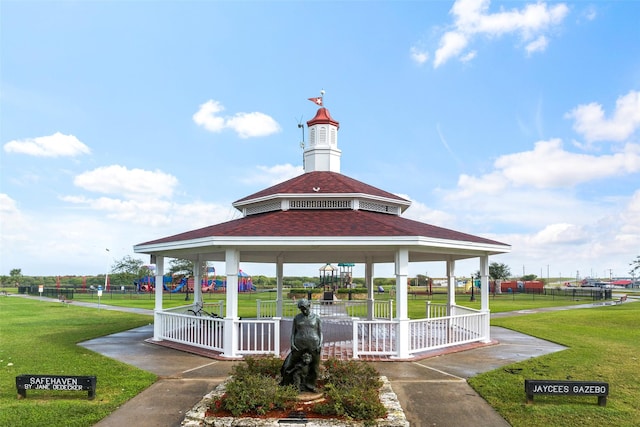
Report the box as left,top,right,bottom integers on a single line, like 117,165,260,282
164,276,190,293
319,263,338,302
338,262,354,288
135,268,254,292
238,269,255,292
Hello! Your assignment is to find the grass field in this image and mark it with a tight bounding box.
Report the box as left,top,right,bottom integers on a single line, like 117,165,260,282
2,289,637,427
471,302,640,427
65,285,630,317
0,297,155,427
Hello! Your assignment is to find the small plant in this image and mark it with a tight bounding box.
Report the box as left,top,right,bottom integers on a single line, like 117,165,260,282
212,356,298,416
220,374,298,416
236,354,283,379
314,358,386,421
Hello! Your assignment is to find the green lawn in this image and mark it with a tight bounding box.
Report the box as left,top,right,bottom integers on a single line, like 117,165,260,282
3,290,637,427
67,286,625,318
0,297,156,427
470,302,640,427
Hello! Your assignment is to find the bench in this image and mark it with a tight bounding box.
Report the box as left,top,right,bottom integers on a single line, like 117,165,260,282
58,295,72,306
615,295,627,305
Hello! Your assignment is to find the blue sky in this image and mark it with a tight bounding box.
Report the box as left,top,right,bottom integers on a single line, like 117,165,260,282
1,1,639,280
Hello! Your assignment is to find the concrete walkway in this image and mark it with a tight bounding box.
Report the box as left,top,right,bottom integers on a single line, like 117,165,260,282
82,323,567,427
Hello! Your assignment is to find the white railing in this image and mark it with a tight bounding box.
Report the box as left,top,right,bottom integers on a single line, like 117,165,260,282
410,309,487,354
157,303,487,359
156,311,224,352
426,302,449,318
237,318,280,356
353,306,488,358
257,299,395,320
449,304,478,316
373,300,394,319
203,301,225,317
156,311,280,356
165,301,225,317
352,320,397,358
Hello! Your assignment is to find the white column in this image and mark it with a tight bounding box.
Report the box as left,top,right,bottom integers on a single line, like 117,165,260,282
276,256,284,317
446,259,456,311
480,255,489,312
193,256,202,305
394,249,411,359
365,257,374,320
222,249,240,358
480,255,491,343
153,256,164,341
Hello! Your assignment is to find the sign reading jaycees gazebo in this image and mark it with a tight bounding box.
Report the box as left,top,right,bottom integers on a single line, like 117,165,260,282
525,379,608,406
16,374,97,400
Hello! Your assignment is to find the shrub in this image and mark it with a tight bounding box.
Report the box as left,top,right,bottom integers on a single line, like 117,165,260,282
221,374,298,416
314,358,386,421
213,356,297,416
235,355,283,379
322,358,382,389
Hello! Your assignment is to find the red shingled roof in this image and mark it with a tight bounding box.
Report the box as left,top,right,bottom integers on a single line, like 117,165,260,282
138,209,506,246
307,107,339,128
234,171,408,205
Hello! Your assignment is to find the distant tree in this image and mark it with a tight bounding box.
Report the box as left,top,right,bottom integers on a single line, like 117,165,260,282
110,256,148,288
522,274,538,281
10,268,22,286
489,263,511,281
629,255,640,277
489,262,511,295
168,258,194,276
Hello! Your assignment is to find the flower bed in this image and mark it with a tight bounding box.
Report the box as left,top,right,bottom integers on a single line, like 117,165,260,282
181,375,408,427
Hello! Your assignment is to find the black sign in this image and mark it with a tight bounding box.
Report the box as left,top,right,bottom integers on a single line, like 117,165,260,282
525,379,608,406
16,375,97,400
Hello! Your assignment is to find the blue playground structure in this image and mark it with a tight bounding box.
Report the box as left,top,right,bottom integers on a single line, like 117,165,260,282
135,268,254,292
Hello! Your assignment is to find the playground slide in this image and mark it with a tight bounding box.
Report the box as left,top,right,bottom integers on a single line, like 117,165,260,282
164,278,188,293
202,279,225,292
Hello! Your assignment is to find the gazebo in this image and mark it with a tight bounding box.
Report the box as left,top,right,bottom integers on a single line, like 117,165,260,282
133,101,510,359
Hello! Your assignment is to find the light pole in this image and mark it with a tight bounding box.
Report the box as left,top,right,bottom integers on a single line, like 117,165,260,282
104,249,110,292
470,274,476,302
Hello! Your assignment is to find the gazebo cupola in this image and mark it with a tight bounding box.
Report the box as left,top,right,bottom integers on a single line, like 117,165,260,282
304,106,341,173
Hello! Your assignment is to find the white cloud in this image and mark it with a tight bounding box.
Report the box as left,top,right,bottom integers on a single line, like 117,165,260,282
526,35,548,54
3,132,91,157
495,188,640,278
618,189,640,238
193,100,281,138
397,195,454,227
566,90,640,143
0,193,19,214
0,194,32,243
240,163,303,187
73,165,178,200
60,164,233,229
434,31,469,68
452,139,640,196
410,46,429,65
192,100,226,132
530,223,588,245
433,0,569,68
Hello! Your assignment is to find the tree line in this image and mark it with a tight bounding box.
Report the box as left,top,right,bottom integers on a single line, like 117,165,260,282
4,256,638,289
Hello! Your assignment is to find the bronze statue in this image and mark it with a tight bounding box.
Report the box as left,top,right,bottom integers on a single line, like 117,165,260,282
280,299,322,392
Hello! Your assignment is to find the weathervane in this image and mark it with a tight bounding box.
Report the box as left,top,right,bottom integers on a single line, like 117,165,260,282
307,89,325,107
